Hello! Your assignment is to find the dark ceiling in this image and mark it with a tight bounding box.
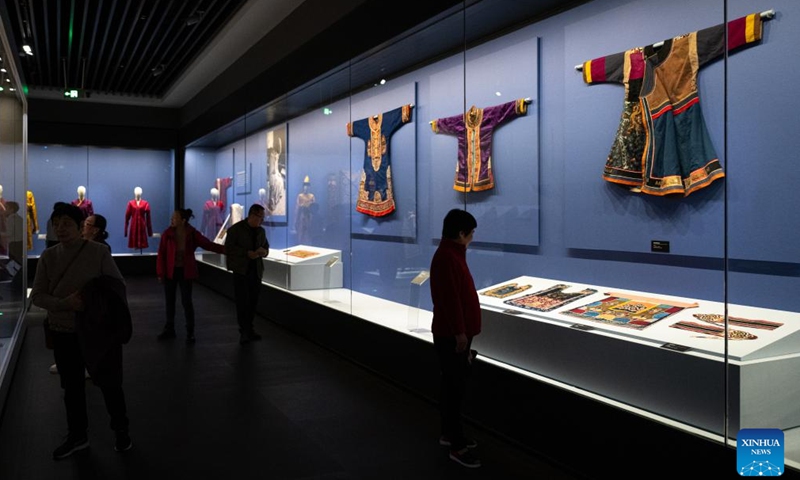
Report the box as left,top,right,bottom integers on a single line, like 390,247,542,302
3,0,248,98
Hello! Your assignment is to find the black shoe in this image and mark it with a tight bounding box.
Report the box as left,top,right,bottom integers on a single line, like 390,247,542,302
249,332,262,341
439,435,478,449
53,435,89,460
449,448,481,468
186,334,196,345
157,329,176,340
114,431,133,452
239,334,251,345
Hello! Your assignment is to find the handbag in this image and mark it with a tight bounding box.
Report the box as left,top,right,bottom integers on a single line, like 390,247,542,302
41,240,88,350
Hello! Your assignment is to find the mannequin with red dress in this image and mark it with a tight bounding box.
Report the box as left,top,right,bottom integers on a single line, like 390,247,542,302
124,186,153,249
201,187,224,239
71,185,94,219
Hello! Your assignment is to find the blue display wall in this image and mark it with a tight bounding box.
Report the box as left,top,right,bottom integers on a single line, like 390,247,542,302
189,0,800,313
28,145,174,255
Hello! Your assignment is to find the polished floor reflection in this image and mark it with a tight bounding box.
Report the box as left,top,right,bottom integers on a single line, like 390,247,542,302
0,276,582,479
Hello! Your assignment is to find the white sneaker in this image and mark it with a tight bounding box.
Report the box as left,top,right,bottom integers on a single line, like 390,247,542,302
49,364,58,374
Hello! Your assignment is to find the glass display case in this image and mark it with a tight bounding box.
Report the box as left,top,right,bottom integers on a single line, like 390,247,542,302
185,0,800,472
27,146,175,256
0,20,28,410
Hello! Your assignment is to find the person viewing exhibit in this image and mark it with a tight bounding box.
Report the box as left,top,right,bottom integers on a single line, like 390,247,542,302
156,208,225,344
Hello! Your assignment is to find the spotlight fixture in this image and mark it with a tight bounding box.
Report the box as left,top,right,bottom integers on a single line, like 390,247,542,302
151,64,165,76
22,45,33,56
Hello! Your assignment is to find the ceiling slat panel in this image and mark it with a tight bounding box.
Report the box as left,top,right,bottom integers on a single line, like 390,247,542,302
97,0,132,92
6,0,248,98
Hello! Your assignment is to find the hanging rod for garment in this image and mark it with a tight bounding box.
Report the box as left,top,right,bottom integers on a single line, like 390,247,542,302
371,103,414,120
573,9,775,71
427,98,532,124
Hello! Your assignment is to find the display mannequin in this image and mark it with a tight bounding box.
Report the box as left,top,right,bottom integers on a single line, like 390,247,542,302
201,187,224,239
124,186,153,249
26,190,38,250
294,176,316,244
71,185,94,219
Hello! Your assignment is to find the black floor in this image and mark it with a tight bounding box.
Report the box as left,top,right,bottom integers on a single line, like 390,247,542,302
0,276,584,480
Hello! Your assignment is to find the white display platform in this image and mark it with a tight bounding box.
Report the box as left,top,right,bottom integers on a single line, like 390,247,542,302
473,275,800,435
262,245,343,291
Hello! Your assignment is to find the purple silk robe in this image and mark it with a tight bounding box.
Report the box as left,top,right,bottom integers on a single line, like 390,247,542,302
432,99,528,192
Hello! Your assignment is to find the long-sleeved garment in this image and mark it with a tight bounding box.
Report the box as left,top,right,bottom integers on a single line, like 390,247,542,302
429,238,481,337
582,13,764,196
347,104,413,217
432,99,528,192
26,190,38,250
124,199,153,248
30,239,124,333
157,224,225,280
201,200,224,240
71,198,94,219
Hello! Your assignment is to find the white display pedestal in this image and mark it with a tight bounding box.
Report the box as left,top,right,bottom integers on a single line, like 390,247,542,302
474,275,800,436
262,245,343,291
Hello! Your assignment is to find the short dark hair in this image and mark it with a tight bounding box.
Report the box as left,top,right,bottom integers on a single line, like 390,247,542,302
248,204,265,217
441,209,477,240
50,202,84,228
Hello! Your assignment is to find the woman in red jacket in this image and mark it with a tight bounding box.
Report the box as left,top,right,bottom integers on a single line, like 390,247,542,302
156,208,224,344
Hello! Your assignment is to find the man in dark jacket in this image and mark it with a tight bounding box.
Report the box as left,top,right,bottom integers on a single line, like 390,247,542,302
429,208,481,469
224,204,269,344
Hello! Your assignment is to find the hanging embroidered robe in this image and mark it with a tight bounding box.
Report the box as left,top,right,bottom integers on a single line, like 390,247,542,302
581,13,763,196
347,104,413,217
124,199,153,248
432,99,528,192
26,190,38,250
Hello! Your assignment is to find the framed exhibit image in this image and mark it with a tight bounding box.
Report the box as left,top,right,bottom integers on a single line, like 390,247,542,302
266,124,288,224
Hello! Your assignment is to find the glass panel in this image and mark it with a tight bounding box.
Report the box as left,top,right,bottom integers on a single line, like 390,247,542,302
180,1,800,471
0,25,27,388
467,0,729,438
28,145,173,255
184,117,246,270
347,5,466,334
726,0,800,472
28,145,88,255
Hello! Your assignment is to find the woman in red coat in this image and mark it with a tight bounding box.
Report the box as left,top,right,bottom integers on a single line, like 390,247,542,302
156,208,224,344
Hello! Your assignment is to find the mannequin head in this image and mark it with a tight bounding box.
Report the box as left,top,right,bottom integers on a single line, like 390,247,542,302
210,187,219,200
303,175,310,192
258,188,267,201
134,186,143,199
77,185,86,199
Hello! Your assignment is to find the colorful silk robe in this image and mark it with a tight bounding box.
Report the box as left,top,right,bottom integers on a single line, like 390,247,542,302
582,13,763,196
347,104,413,217
26,190,38,250
124,199,153,248
432,99,528,192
